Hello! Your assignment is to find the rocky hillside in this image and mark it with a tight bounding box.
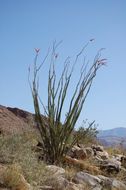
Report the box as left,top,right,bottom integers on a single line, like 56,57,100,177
1,105,126,189
1,135,126,190
0,105,37,135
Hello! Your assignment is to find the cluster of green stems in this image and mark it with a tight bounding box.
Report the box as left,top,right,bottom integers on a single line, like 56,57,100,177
29,41,106,164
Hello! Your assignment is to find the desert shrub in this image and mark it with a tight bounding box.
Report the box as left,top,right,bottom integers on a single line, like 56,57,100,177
29,41,106,164
74,120,98,145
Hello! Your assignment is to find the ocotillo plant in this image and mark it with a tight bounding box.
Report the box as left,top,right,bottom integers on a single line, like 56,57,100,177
29,41,106,164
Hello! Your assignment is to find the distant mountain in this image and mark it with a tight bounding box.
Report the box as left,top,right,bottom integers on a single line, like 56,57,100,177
98,127,126,138
97,127,126,147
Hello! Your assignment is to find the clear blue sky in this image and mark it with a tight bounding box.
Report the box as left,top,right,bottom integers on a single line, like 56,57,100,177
0,0,126,130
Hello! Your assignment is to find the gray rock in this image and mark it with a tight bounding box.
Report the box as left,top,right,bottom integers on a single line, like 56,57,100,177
98,175,126,190
96,150,109,160
85,147,94,157
45,165,65,176
73,172,101,186
94,156,104,164
73,171,126,190
70,146,87,160
92,145,104,152
112,179,126,190
54,176,69,190
112,154,123,162
45,165,69,190
100,158,121,173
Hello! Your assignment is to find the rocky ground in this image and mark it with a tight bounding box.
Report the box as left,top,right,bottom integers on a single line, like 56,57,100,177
0,105,126,190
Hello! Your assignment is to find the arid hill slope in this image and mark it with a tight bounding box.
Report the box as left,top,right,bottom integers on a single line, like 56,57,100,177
0,105,36,135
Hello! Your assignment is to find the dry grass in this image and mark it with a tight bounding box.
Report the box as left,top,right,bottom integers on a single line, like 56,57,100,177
106,146,126,156
0,133,55,189
64,155,101,182
3,164,22,187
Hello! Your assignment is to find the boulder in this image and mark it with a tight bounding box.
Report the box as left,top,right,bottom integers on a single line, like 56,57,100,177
73,171,126,190
112,179,126,190
100,158,121,174
45,165,65,176
73,172,101,187
85,147,94,157
45,165,68,190
52,176,68,190
113,154,126,168
113,154,123,162
75,148,87,160
98,175,126,190
92,145,104,152
94,156,104,163
96,150,109,160
70,146,87,160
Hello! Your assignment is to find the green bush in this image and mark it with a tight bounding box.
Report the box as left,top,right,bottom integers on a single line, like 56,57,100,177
74,120,98,145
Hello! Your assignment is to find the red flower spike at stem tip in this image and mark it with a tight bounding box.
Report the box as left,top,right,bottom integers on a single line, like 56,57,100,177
100,59,107,62
97,59,107,66
35,48,40,53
